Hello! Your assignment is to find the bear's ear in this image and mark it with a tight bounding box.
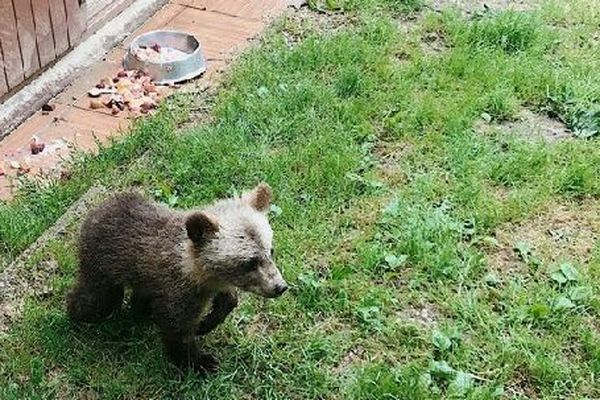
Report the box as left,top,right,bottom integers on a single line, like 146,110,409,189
186,212,219,244
242,182,272,213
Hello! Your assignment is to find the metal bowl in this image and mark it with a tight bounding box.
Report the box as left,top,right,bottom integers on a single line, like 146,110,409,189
124,30,207,85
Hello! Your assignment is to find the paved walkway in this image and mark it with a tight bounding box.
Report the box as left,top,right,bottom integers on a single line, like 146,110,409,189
0,0,292,200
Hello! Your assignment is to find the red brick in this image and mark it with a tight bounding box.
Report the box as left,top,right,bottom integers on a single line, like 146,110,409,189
206,0,286,21
0,106,129,200
166,8,264,60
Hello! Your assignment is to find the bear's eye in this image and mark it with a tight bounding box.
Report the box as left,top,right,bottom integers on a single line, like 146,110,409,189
270,248,274,258
241,257,260,272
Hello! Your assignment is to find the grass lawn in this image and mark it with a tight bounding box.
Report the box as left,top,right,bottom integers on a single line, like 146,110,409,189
1,0,600,398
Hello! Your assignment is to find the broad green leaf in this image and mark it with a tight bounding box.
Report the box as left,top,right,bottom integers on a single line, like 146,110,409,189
256,86,269,97
269,204,283,217
429,361,455,379
432,329,452,351
384,254,407,269
560,263,579,282
449,371,473,395
325,0,341,10
554,296,575,310
481,112,492,123
484,273,500,286
492,386,505,397
569,286,592,302
482,236,500,247
550,271,568,284
514,241,533,262
384,198,400,215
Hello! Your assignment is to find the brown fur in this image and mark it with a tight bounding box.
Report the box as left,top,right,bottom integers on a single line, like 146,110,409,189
66,183,287,373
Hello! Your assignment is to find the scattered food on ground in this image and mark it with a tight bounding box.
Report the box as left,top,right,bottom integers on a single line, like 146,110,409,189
16,165,30,175
89,99,104,109
30,137,46,155
87,88,102,98
87,69,164,116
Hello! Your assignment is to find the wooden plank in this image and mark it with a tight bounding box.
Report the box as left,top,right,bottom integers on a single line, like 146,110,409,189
0,0,24,88
31,0,56,67
84,0,134,40
0,45,9,97
64,0,86,46
13,0,41,78
49,0,69,55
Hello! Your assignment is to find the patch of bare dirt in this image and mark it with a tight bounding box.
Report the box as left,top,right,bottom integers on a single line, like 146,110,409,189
486,242,522,275
0,186,107,332
397,303,439,328
0,260,61,333
506,366,542,399
476,109,572,143
333,345,366,375
373,140,413,185
486,201,600,273
421,29,448,54
394,14,449,57
279,7,352,50
427,0,540,14
177,84,220,131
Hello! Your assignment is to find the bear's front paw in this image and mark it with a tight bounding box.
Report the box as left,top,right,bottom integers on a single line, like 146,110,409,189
191,353,219,374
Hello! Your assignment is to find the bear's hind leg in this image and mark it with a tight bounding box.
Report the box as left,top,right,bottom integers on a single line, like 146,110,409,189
67,278,124,323
130,290,153,317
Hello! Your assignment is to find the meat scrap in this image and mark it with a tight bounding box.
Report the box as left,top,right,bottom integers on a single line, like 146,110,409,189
134,46,188,64
87,69,170,116
17,165,31,175
30,137,46,155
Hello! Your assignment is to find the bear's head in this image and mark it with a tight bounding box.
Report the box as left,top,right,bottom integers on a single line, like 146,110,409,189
185,183,288,298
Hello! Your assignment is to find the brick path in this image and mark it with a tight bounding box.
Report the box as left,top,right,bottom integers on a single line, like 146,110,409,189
0,0,292,200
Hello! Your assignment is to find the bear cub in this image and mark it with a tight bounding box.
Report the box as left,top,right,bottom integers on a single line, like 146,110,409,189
66,183,287,373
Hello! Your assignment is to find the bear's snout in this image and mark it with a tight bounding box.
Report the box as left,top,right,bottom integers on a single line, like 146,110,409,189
273,282,288,296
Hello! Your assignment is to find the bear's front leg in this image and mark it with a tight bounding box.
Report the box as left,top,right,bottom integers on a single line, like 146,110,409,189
162,330,219,373
196,290,238,336
154,291,219,374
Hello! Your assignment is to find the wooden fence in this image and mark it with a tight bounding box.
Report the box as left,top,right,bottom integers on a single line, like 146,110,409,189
0,0,136,100
0,0,87,98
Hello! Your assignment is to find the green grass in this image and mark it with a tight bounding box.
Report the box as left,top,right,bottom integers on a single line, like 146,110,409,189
0,98,190,263
2,0,600,398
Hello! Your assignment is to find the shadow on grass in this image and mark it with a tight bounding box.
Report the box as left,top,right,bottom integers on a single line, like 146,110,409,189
3,302,237,397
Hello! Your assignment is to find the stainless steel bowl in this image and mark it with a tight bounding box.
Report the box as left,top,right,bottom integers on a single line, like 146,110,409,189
123,30,207,85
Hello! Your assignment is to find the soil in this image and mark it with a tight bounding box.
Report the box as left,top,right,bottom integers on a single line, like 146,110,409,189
476,109,572,143
427,0,540,14
0,186,107,332
486,200,600,274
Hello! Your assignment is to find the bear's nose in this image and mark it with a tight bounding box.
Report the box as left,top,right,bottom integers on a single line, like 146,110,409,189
274,283,288,296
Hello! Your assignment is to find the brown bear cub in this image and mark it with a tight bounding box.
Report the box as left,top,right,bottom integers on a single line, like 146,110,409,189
66,183,287,373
